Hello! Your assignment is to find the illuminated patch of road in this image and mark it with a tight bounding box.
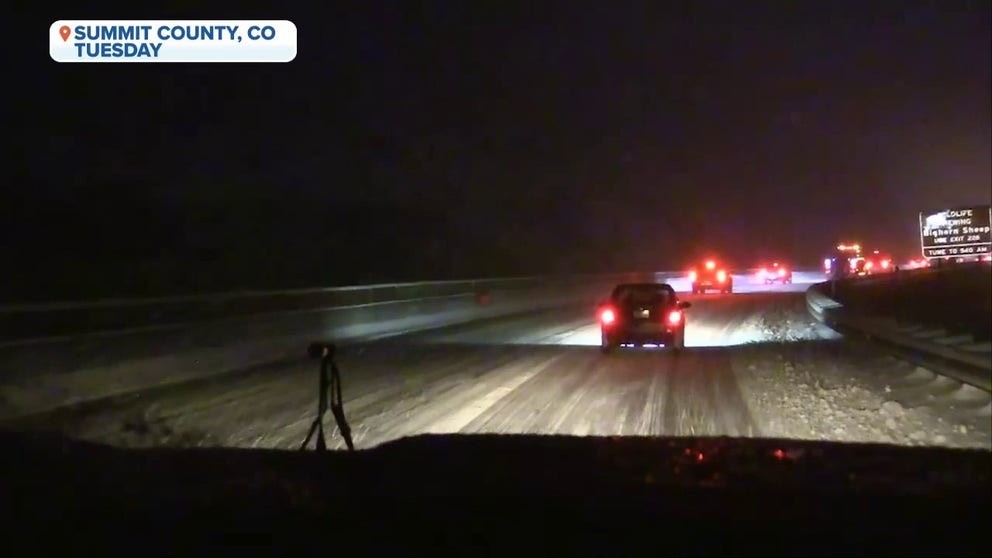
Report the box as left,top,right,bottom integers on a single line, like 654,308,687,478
421,354,564,434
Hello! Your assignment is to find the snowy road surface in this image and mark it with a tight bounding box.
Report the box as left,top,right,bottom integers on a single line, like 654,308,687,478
9,280,991,451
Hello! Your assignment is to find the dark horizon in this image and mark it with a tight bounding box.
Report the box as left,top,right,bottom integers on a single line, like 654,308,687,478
6,1,991,300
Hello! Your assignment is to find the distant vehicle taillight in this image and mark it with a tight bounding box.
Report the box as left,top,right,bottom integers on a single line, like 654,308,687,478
716,270,727,282
778,267,786,277
688,270,698,281
881,259,890,269
600,308,616,325
667,310,682,325
823,258,831,270
758,268,767,278
865,261,874,270
705,260,716,270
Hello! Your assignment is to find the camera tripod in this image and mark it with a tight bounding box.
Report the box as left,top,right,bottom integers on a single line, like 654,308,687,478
300,342,354,451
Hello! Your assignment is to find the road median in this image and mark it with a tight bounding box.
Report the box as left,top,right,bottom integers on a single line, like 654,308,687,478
0,273,665,421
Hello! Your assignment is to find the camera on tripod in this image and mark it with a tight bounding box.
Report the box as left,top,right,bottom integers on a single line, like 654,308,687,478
300,341,354,451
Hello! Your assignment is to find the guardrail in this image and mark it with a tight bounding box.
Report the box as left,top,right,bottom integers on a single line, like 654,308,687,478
827,260,990,285
0,268,793,345
821,263,991,341
806,282,991,393
0,272,667,345
0,271,662,419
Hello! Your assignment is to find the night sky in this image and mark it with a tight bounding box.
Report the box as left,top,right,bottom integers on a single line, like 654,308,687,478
7,1,991,299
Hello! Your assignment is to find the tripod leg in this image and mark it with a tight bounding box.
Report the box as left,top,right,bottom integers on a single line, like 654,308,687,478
316,418,326,450
329,364,354,450
300,417,321,450
301,356,330,451
331,405,354,451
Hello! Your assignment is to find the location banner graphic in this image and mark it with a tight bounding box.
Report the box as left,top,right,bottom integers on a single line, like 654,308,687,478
919,205,992,258
50,20,297,62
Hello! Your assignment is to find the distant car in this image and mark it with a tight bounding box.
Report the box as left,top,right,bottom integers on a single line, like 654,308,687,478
689,259,733,294
862,251,894,274
598,283,690,354
757,262,792,284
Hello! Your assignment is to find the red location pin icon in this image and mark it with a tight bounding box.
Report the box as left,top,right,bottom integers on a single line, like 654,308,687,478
59,25,71,42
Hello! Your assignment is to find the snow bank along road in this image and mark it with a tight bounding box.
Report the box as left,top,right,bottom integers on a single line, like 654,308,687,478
6,273,990,451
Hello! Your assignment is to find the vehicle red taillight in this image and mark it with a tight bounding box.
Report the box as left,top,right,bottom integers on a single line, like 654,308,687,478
758,268,767,278
600,308,616,325
705,260,716,270
667,310,682,325
716,270,727,282
688,270,697,282
778,267,786,277
881,260,890,269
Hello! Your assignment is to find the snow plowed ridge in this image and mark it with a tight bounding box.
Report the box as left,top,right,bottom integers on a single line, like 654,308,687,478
733,344,990,449
743,296,841,343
